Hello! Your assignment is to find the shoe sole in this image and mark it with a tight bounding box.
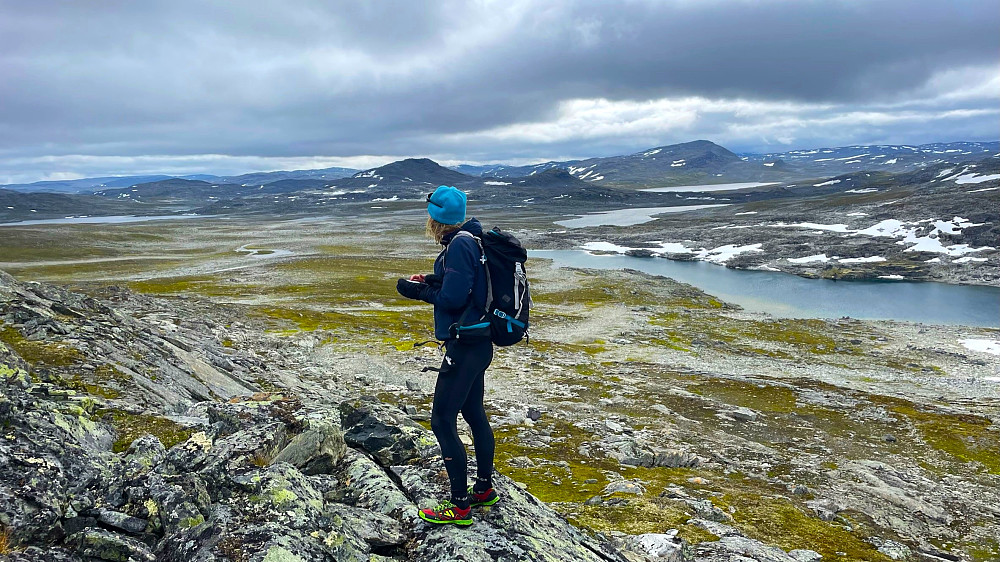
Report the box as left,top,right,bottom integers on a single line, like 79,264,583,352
418,511,474,526
470,496,500,507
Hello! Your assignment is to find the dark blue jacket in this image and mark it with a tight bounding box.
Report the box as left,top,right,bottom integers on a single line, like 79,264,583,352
420,218,488,340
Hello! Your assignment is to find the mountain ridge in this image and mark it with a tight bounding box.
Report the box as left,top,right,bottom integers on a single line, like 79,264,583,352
5,140,996,196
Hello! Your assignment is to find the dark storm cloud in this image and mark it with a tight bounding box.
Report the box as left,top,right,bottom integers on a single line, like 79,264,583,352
0,0,997,181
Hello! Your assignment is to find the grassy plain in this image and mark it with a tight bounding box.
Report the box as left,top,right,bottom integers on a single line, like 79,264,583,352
2,212,998,561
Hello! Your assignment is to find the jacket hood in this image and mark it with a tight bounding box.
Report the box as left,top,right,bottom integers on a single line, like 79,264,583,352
442,217,484,245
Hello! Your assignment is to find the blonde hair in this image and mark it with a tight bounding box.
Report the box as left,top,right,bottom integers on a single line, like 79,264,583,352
426,217,462,243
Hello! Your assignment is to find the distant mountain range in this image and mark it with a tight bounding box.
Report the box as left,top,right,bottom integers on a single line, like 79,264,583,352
449,140,1000,188
2,140,997,223
4,140,996,197
2,167,359,195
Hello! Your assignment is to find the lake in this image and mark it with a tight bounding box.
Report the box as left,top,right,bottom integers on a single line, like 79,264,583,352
533,250,1000,327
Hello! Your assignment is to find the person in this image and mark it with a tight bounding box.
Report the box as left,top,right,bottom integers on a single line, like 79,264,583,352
395,185,500,526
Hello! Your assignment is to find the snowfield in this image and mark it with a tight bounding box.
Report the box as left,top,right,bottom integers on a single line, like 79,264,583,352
788,254,830,264
577,214,995,271
774,217,995,258
955,173,1000,184
960,339,1000,355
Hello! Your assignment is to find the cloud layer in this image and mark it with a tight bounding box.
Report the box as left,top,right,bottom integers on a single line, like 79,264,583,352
1,0,997,183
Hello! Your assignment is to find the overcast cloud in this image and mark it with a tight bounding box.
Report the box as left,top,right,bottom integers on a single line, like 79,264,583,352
1,0,997,183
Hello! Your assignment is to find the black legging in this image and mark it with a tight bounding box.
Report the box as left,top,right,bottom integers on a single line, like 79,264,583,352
429,339,495,500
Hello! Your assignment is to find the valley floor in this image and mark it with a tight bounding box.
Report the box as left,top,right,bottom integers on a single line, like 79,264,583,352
1,216,998,561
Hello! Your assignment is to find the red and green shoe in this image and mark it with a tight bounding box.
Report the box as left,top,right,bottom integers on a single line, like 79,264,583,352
468,486,500,507
418,500,473,526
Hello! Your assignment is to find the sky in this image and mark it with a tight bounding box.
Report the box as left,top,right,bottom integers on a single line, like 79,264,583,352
1,0,998,184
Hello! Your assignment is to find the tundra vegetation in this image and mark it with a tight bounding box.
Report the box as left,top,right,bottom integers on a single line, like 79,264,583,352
0,214,997,561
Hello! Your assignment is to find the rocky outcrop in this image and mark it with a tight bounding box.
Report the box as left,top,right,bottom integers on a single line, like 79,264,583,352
0,270,262,415
0,271,642,560
0,355,637,560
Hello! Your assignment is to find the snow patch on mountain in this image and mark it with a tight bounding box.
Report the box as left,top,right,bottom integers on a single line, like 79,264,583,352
955,173,1000,184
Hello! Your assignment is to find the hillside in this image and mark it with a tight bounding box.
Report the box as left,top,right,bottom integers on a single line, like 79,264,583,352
0,188,151,223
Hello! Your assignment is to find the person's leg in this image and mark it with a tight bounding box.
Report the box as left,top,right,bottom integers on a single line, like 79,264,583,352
429,342,487,507
460,341,494,493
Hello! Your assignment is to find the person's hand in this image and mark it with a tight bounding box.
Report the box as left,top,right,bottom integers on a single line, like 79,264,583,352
409,274,425,282
397,278,428,300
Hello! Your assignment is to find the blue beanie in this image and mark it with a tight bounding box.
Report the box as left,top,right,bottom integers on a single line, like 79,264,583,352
427,185,466,225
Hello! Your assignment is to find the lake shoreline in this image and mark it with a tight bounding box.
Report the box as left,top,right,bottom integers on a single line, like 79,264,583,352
533,249,1000,327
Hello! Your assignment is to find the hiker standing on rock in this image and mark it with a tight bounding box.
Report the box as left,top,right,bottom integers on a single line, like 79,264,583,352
395,185,500,525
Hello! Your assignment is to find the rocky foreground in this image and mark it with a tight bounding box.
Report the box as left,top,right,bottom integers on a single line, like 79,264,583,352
0,269,878,561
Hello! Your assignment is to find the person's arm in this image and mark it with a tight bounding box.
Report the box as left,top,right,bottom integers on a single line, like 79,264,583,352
418,237,477,310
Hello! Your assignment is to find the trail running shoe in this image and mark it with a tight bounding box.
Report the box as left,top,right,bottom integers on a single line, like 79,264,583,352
418,500,473,526
468,486,500,507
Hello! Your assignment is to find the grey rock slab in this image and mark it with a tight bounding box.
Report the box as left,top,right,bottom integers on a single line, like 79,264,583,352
694,535,804,562
654,449,700,468
603,479,647,496
406,470,630,562
626,532,684,561
337,448,415,519
325,502,407,551
96,508,149,534
688,518,742,538
272,417,347,475
68,528,156,562
730,407,760,422
339,398,439,465
161,340,258,400
686,499,730,523
651,404,673,416
877,540,912,560
788,549,823,562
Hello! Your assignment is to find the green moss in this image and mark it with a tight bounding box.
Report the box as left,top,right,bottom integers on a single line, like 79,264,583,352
5,258,192,281
568,499,717,542
0,363,29,386
689,380,799,414
269,488,298,506
713,494,892,562
0,324,84,368
969,538,1000,562
889,403,1000,474
78,382,121,399
64,363,132,399
178,515,205,529
97,409,194,453
255,306,428,349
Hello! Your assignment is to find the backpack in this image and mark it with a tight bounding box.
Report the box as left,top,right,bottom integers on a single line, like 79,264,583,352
450,228,531,346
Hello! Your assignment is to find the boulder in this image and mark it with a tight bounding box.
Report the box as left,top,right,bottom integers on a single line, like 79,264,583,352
339,398,438,465
272,416,346,475
68,528,156,562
